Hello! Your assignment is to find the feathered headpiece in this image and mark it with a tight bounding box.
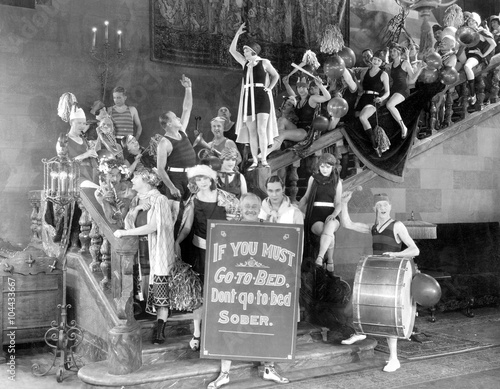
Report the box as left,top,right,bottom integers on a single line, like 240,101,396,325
57,92,78,122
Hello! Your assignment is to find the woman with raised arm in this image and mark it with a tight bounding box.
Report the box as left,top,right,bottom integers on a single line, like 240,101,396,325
230,23,279,170
386,44,425,139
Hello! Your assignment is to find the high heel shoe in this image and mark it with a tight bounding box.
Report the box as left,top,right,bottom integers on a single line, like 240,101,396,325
399,120,408,139
189,336,200,351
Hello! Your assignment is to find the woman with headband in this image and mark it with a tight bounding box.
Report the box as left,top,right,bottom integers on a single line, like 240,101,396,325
230,23,279,170
114,168,176,345
386,44,425,139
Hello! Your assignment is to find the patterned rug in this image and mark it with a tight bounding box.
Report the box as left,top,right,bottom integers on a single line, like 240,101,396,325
373,331,493,360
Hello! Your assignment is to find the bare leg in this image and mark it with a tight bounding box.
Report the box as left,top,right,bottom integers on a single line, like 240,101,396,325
245,119,259,166
464,57,479,103
256,113,270,164
314,219,340,271
386,93,407,138
383,337,400,372
359,105,377,149
268,119,308,153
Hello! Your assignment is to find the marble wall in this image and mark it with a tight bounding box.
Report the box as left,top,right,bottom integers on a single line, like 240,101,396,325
335,113,500,281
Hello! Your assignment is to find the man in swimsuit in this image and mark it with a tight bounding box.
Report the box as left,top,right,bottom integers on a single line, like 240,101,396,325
340,191,419,373
156,75,197,225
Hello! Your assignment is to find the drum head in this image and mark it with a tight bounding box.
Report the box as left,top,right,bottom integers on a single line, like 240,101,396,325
352,255,416,339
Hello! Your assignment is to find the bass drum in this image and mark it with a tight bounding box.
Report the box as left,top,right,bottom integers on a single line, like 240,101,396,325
352,255,416,339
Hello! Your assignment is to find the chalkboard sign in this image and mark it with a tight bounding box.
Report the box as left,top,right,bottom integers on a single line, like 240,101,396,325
201,220,303,362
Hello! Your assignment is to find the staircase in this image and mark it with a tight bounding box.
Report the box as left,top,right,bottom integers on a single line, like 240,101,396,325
79,313,376,388
68,186,376,388
52,62,500,388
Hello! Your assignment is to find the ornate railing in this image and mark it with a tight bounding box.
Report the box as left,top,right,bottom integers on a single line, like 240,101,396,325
420,60,500,136
77,187,142,375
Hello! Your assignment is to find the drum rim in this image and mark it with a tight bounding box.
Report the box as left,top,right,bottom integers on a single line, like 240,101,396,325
352,255,416,339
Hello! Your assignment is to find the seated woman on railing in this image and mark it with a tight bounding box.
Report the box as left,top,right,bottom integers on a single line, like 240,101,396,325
458,12,497,105
355,50,390,150
386,44,426,139
298,153,342,274
266,74,331,154
113,168,177,345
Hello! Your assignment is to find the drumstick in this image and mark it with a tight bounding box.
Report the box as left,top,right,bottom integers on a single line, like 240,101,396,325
343,186,363,197
291,63,318,80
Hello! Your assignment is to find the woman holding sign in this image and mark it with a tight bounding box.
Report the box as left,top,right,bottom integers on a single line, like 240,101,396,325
207,192,290,388
175,165,239,352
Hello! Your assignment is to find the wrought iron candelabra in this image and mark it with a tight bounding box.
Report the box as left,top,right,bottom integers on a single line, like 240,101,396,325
32,137,83,382
90,21,124,103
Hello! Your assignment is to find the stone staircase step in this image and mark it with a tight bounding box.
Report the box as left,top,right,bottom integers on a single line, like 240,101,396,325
140,321,325,364
78,329,377,388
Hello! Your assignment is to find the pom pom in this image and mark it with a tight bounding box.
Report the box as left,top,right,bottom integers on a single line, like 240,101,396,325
319,24,345,54
301,50,321,70
57,92,78,123
167,258,203,311
443,4,463,28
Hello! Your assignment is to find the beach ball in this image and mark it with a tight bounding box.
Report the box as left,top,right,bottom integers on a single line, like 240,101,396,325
324,55,345,79
439,66,459,85
411,273,442,307
338,47,356,69
326,97,349,118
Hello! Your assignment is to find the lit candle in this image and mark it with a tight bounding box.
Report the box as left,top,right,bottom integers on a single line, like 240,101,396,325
50,171,58,194
104,20,109,43
92,27,97,50
117,30,122,52
59,171,68,196
68,172,74,195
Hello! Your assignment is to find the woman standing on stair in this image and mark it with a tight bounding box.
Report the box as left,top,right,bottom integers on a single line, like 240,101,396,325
298,153,342,273
114,168,175,345
355,50,390,149
230,23,279,170
174,165,239,352
386,44,425,139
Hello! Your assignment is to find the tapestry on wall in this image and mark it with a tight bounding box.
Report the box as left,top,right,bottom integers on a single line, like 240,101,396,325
150,0,348,72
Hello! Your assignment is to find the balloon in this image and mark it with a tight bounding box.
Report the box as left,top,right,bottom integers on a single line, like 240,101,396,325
439,66,459,85
456,26,480,48
324,55,345,79
327,97,349,118
411,273,442,307
311,115,330,133
419,67,439,84
425,52,443,70
338,47,356,69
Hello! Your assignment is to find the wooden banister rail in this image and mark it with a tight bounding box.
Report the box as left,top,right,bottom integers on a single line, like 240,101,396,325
79,187,142,375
